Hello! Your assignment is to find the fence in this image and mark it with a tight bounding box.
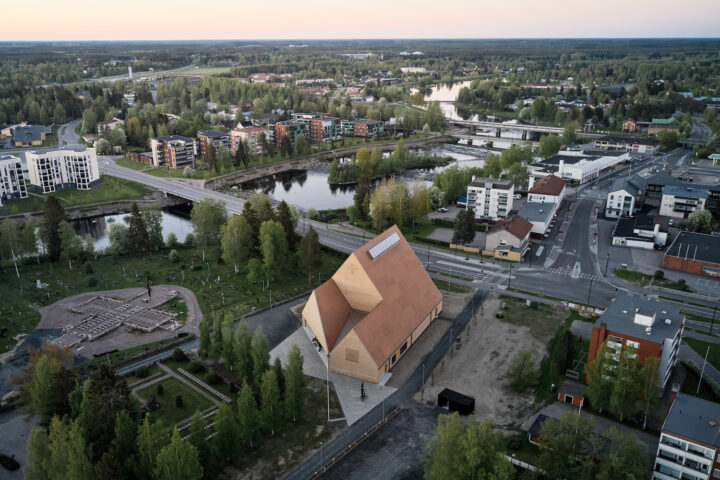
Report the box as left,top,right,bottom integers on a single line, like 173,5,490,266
177,367,232,403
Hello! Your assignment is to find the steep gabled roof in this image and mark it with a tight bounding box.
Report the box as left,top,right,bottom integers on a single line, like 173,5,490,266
504,216,532,240
529,174,566,196
313,279,351,351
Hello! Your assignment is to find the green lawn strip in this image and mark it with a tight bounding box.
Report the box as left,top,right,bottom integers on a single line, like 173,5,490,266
156,298,188,323
74,337,178,374
428,269,473,282
615,270,691,292
684,312,717,324
115,157,153,171
505,287,603,312
136,376,215,426
432,278,472,294
162,358,235,400
684,338,720,372
681,367,720,403
0,246,345,353
123,365,162,386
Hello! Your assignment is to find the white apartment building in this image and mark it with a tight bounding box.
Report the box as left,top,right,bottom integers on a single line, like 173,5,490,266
529,150,630,185
605,177,646,218
0,154,28,206
25,147,100,194
653,393,720,480
659,186,709,220
466,177,514,221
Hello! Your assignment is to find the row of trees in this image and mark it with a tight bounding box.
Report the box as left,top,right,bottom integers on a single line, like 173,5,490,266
363,178,434,231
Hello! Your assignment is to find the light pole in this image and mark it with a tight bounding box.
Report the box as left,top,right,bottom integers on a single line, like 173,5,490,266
586,278,593,306
326,360,330,422
711,304,718,335
508,265,513,288
604,253,610,277
320,442,324,472
427,245,430,268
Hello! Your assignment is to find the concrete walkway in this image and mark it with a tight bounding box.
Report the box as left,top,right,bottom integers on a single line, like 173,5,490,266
131,373,171,403
156,363,222,406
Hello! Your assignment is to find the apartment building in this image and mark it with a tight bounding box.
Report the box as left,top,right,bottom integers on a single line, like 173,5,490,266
196,130,230,157
466,176,514,221
150,135,196,169
274,121,305,147
653,393,720,480
341,119,385,138
0,155,28,206
25,147,100,193
588,296,684,390
230,127,268,156
290,113,341,143
605,177,646,218
659,186,708,219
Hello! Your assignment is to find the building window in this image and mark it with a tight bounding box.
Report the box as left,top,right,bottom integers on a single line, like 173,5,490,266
345,348,359,363
391,353,397,365
626,340,639,349
712,468,720,478
399,342,408,355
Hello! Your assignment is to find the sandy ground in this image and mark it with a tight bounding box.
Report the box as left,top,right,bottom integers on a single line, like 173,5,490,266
36,285,202,359
415,293,548,426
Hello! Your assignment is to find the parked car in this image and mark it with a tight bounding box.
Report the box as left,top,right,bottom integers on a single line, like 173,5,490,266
513,194,522,200
437,207,448,213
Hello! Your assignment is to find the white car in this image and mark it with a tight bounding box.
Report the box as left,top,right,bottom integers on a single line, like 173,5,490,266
513,194,522,200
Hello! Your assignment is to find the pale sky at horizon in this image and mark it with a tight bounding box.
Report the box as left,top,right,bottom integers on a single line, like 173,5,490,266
4,0,720,41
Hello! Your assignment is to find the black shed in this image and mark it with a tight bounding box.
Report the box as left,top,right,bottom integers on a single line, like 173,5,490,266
437,388,475,415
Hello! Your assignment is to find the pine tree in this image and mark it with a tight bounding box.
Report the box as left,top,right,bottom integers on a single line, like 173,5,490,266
276,200,297,250
299,226,322,287
221,313,236,368
153,428,203,480
251,326,270,384
213,402,239,462
205,143,217,171
210,315,223,364
127,203,149,253
273,357,285,399
110,410,137,478
354,175,371,217
236,381,259,447
260,369,281,435
284,345,306,422
198,319,211,357
42,195,66,261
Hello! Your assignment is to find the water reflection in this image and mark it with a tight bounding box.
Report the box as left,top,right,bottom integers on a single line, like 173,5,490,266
423,80,482,122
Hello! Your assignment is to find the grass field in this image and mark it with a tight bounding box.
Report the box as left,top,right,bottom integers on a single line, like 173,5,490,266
498,294,570,340
115,157,152,171
432,277,472,294
615,269,691,291
684,338,720,372
169,66,233,76
0,244,346,353
156,298,188,323
681,367,720,403
136,376,215,426
0,175,153,216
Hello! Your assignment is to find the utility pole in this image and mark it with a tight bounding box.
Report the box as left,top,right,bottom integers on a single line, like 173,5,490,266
698,345,710,395
711,304,718,336
586,278,593,306
604,253,610,277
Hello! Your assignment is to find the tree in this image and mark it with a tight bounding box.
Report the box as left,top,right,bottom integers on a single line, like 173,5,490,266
95,138,111,155
279,134,293,157
251,326,270,384
96,452,126,480
595,427,650,480
424,414,513,480
260,368,281,435
110,410,137,479
135,415,167,480
190,198,227,261
584,340,614,413
658,130,678,152
284,345,306,422
276,200,297,249
153,428,203,480
47,416,71,480
354,175,371,217
233,321,253,383
221,215,255,273
21,217,40,263
563,123,577,145
198,319,211,357
259,220,288,284
237,381,260,447
42,195,65,261
687,209,714,233
187,411,213,468
213,401,239,462
127,203,149,254
637,357,661,430
609,346,641,422
141,204,164,251
30,355,57,425
506,350,537,392
210,315,223,364
58,220,83,270
298,226,322,287
295,134,307,156
249,193,275,224
538,134,561,158
409,180,431,227
66,420,94,480
221,313,235,368
25,428,50,480
484,154,503,178
204,143,217,171
537,411,595,480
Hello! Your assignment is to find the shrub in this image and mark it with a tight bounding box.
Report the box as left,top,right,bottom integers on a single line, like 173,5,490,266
506,436,522,451
176,395,184,408
84,262,94,274
87,277,98,287
187,361,205,374
157,383,164,395
205,372,222,385
654,270,665,280
183,233,195,248
166,232,179,249
168,249,180,263
134,366,150,378
306,208,320,221
172,348,187,362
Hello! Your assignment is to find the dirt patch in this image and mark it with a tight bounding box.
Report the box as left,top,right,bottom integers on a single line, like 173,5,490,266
415,293,553,427
438,290,476,319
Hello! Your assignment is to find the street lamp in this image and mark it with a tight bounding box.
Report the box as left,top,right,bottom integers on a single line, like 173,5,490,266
508,265,513,288
710,304,718,336
604,253,610,277
320,442,324,472
586,278,593,306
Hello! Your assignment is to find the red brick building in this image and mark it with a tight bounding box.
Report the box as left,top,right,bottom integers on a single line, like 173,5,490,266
662,231,720,277
196,130,230,157
274,121,304,147
622,118,638,132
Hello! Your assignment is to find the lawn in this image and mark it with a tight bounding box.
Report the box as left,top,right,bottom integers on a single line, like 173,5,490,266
681,367,720,403
115,157,153,171
0,245,345,353
615,269,691,292
498,294,571,341
136,376,215,427
156,298,188,323
432,277,472,294
684,338,720,372
0,175,153,216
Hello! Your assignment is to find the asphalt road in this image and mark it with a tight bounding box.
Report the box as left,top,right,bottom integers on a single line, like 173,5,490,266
58,120,81,146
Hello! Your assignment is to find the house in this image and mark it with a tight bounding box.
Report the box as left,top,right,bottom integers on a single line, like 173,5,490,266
622,119,638,132
611,214,668,250
274,121,305,147
528,150,630,184
653,393,720,480
659,186,708,219
483,216,532,261
527,174,566,215
81,134,96,146
290,113,341,143
557,381,585,408
466,177,515,221
0,155,28,206
230,127,268,156
196,130,230,157
301,226,443,383
593,134,659,154
123,92,136,106
587,296,684,390
648,118,679,136
150,135,196,169
25,147,100,193
605,177,646,218
400,67,427,74
517,202,555,237
12,125,48,147
96,118,124,135
662,232,720,277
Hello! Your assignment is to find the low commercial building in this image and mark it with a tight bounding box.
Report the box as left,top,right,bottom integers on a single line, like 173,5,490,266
653,393,720,480
593,134,659,154
290,113,341,143
230,127,268,156
605,177,646,218
517,202,555,237
662,231,720,277
97,118,124,135
528,149,630,184
301,226,443,383
196,130,230,157
646,118,679,136
587,296,684,390
25,147,100,193
466,176,514,221
659,186,708,219
527,174,566,216
483,215,532,261
274,121,305,147
150,135,196,169
611,214,668,250
0,154,28,206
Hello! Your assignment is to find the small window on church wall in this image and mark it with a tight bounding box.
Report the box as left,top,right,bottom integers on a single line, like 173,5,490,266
345,348,359,363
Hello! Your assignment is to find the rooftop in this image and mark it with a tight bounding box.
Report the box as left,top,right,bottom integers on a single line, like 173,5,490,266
595,296,683,343
517,202,555,224
609,176,645,195
528,174,566,196
197,130,229,138
665,231,720,266
468,176,514,190
155,135,193,142
662,185,709,199
663,394,720,449
502,215,533,240
596,134,659,146
13,125,46,143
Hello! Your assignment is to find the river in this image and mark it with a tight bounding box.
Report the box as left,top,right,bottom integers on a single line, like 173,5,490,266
423,80,483,122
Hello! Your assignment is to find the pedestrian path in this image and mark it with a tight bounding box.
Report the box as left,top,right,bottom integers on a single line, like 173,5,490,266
544,266,603,281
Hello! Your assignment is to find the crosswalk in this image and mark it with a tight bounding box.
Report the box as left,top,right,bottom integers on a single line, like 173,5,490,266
543,267,603,281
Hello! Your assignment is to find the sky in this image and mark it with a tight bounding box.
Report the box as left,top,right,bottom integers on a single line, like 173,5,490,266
4,0,720,41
